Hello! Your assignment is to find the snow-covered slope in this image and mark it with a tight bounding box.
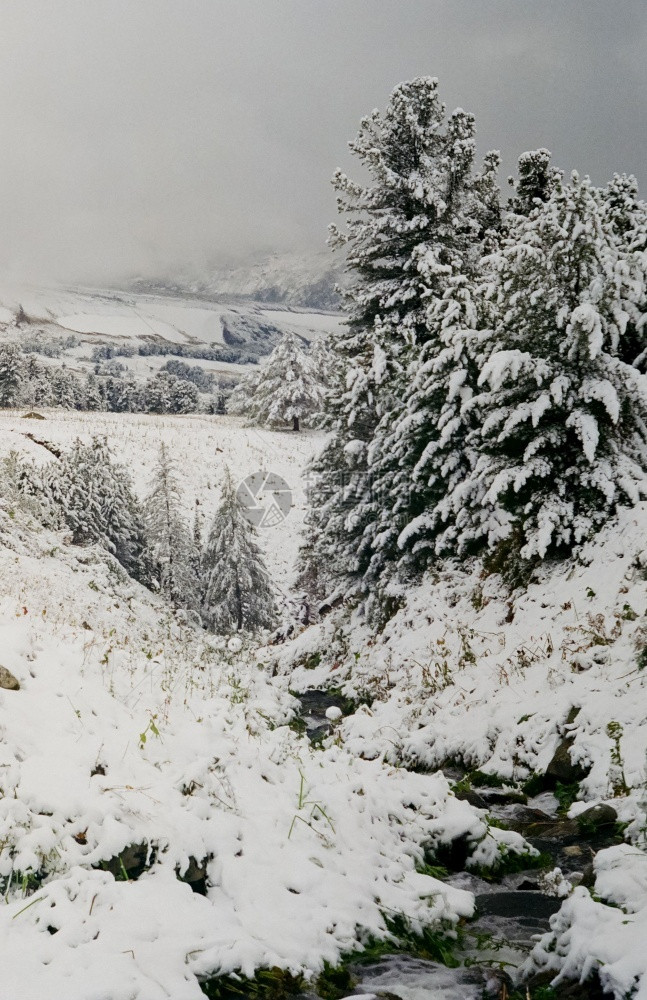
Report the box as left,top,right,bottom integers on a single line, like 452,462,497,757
0,284,344,381
0,410,526,999
277,504,647,999
6,409,647,997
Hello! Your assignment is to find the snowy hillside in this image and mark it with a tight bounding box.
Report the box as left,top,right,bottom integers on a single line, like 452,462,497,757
0,410,532,1000
3,409,647,997
0,284,344,379
277,502,647,999
133,251,346,311
0,410,319,593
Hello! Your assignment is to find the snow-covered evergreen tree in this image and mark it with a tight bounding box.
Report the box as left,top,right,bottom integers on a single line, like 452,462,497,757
449,172,647,564
301,76,501,596
508,148,561,217
143,444,197,608
0,345,25,407
599,173,647,370
201,469,276,633
227,332,321,430
363,273,485,590
49,437,147,578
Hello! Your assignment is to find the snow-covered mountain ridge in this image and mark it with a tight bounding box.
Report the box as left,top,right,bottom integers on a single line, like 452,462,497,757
132,250,346,312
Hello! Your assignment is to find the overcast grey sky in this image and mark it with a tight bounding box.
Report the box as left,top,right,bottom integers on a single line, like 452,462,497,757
0,0,645,284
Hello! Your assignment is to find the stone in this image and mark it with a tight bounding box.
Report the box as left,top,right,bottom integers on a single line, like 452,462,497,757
546,737,589,784
102,842,150,880
507,807,579,841
454,787,488,809
0,666,20,691
576,803,618,830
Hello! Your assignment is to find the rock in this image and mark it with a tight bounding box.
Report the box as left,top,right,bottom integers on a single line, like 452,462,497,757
102,842,151,880
577,803,618,830
525,970,606,999
580,862,596,888
179,855,210,895
0,666,20,691
562,844,584,858
508,807,579,842
454,787,488,809
546,736,589,784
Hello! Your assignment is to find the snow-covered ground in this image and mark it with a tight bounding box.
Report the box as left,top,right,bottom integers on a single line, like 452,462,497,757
278,504,647,999
0,409,531,999
4,407,647,997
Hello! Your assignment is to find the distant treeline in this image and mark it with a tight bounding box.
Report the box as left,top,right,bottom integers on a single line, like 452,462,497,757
0,344,233,415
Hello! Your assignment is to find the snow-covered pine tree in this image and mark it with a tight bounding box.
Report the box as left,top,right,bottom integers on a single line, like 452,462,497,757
51,368,84,410
599,173,647,370
449,171,647,565
0,345,25,407
227,331,321,430
301,77,501,597
143,444,197,608
168,376,200,414
363,272,485,592
84,374,105,411
306,335,345,428
226,365,261,419
508,148,561,217
50,437,147,578
19,355,51,408
201,468,276,633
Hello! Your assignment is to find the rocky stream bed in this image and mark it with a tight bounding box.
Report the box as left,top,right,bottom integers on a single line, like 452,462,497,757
275,690,623,1000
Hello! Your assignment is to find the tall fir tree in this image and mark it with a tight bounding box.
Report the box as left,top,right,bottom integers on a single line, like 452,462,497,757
508,148,561,217
201,469,276,633
598,173,647,370
143,444,197,608
301,76,501,597
363,273,485,594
